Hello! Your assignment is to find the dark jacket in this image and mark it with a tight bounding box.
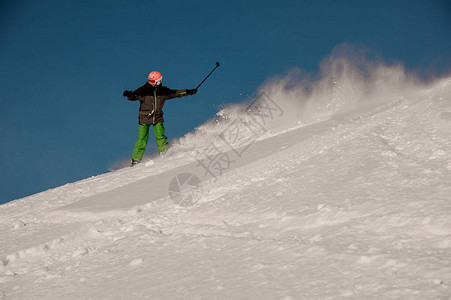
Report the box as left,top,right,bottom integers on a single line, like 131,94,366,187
127,83,189,124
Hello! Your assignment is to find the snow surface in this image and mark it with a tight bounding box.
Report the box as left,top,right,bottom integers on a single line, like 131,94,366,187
1,59,451,299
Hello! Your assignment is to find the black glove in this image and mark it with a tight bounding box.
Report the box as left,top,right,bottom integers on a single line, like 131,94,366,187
187,89,197,96
123,90,133,97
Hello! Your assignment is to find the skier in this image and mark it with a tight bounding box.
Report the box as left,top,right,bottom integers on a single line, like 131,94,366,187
123,71,197,166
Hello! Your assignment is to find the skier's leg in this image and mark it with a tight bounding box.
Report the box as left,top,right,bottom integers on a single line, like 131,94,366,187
132,123,150,161
153,122,168,153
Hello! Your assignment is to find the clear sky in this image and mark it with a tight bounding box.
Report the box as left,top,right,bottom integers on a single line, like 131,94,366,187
1,0,450,204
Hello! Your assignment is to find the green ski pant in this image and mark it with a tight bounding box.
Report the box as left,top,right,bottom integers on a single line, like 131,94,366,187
132,123,168,160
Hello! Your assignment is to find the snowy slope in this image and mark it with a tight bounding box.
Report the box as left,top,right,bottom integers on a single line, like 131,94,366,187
1,62,451,299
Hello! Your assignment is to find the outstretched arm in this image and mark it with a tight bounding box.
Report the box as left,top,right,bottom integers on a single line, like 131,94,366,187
123,84,149,101
167,88,197,100
123,90,138,101
123,86,147,101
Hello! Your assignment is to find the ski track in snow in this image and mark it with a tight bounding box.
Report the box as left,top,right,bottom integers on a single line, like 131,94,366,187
0,77,451,299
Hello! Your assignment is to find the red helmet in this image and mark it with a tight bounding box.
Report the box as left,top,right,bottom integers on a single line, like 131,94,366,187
148,71,163,86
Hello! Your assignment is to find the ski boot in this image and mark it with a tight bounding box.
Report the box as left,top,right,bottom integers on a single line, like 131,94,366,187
130,159,142,167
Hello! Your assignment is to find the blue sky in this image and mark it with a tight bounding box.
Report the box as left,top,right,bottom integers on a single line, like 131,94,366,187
1,0,450,204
